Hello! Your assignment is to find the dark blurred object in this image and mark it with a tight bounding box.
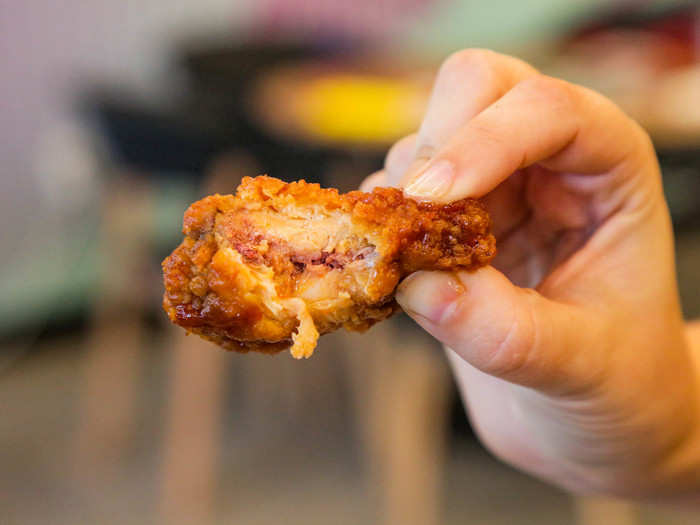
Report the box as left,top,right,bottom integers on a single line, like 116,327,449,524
659,148,700,233
87,93,225,176
87,43,356,187
567,0,698,60
181,42,397,186
182,43,346,185
91,41,423,192
180,42,333,134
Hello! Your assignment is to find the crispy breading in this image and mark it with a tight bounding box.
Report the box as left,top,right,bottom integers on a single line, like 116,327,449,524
162,176,495,358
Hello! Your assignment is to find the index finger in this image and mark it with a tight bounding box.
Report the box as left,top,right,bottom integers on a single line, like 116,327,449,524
416,49,538,152
385,49,538,186
403,76,657,205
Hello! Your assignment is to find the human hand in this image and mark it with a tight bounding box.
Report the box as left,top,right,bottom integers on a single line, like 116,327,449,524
363,50,700,498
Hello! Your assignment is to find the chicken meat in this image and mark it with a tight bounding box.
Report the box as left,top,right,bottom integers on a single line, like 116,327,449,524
162,176,495,358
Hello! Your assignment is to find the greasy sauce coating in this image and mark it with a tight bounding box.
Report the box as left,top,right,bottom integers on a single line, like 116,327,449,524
162,176,496,358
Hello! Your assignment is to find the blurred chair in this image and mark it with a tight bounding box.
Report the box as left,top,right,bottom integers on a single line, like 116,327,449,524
72,94,226,502
343,319,452,525
159,327,227,525
73,174,153,477
157,152,255,524
73,63,509,525
575,496,638,525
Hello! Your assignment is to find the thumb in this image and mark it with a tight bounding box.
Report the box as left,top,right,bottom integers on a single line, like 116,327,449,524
396,267,602,395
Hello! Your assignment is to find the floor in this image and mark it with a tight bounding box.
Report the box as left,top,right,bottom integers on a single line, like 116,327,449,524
2,326,700,525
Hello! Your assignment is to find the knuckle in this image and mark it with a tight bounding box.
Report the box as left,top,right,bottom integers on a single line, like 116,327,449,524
513,75,577,112
461,119,521,166
468,120,508,148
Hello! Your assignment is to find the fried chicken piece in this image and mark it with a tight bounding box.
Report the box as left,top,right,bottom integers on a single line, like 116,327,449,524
162,176,495,358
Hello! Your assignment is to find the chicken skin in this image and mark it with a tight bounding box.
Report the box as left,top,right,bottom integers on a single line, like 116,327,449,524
162,176,495,358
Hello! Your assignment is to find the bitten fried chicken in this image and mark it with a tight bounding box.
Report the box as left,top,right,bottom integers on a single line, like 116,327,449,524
162,176,495,358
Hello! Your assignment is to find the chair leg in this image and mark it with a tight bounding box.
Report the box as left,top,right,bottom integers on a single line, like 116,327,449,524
158,152,254,523
342,323,395,514
158,328,227,525
345,321,452,525
73,313,144,476
575,496,638,525
381,347,451,525
72,177,151,479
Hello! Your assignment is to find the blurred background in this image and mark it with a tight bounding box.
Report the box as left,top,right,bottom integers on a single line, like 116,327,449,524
1,0,700,524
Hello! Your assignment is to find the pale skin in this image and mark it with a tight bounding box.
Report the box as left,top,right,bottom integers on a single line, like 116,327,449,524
361,49,700,500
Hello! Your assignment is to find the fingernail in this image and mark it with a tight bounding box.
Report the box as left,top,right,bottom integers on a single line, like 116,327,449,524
396,271,464,324
403,159,455,200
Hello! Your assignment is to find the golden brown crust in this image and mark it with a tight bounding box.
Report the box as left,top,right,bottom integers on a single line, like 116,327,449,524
162,176,495,357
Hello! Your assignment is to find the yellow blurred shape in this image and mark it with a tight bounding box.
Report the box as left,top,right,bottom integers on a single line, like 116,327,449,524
296,74,427,144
